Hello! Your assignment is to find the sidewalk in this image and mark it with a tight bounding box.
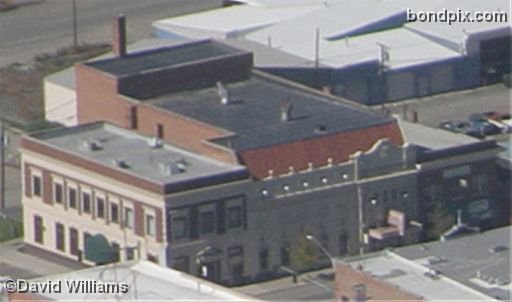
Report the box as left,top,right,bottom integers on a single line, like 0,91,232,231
0,238,86,279
236,267,334,299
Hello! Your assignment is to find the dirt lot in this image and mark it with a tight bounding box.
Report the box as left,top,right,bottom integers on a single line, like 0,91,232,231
0,43,109,128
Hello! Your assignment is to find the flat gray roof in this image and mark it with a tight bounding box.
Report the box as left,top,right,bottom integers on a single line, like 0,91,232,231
32,123,246,187
31,260,259,301
395,226,511,301
150,73,395,151
86,40,245,77
398,119,479,150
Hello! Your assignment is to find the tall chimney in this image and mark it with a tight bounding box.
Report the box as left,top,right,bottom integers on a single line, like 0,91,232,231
112,15,127,57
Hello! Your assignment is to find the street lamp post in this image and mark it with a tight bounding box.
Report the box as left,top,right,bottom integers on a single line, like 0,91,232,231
195,246,212,291
305,234,335,270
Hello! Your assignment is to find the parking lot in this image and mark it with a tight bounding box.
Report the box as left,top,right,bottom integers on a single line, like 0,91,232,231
381,84,510,129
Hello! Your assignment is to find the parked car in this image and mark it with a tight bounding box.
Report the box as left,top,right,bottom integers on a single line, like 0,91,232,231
438,120,485,139
469,112,509,134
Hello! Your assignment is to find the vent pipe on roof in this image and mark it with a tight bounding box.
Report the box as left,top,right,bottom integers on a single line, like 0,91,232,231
112,15,127,58
217,82,230,105
281,98,293,122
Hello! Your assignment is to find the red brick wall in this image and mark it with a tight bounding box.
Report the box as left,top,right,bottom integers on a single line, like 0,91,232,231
335,262,423,301
75,64,135,128
137,105,238,164
240,122,404,179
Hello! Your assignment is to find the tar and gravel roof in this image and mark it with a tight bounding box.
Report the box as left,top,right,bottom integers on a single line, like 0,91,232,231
148,72,395,151
342,226,511,301
31,122,245,185
86,40,245,77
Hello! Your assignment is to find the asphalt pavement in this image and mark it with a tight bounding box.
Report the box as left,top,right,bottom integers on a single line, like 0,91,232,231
0,0,223,67
381,84,511,128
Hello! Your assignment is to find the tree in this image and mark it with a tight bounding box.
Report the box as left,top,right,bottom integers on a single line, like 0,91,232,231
426,201,455,239
290,231,320,273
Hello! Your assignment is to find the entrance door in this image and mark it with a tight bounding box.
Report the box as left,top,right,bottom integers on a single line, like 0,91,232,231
200,261,221,282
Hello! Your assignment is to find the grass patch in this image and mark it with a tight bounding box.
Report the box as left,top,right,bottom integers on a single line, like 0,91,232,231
0,43,110,128
0,216,23,242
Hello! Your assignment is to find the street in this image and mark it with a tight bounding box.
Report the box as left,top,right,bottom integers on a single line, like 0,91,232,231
0,0,223,67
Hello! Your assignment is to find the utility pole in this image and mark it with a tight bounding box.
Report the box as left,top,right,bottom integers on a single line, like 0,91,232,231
72,0,78,49
0,122,5,214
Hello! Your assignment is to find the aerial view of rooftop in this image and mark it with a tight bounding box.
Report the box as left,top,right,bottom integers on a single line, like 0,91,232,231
0,0,510,301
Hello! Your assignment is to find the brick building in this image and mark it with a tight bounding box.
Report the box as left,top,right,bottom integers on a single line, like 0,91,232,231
20,17,505,286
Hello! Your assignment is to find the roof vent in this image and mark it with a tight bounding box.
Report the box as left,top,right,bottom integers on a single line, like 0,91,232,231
217,82,230,105
160,161,186,176
315,125,327,134
281,98,294,122
149,137,163,149
84,140,103,151
112,159,130,169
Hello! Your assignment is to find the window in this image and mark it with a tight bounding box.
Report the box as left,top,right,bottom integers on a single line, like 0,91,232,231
111,242,120,262
259,248,269,270
124,207,134,229
174,256,189,273
83,232,92,251
228,246,243,257
96,197,105,219
32,175,41,197
82,192,91,214
156,123,164,139
68,187,77,209
280,246,290,266
227,206,242,229
69,227,79,256
54,183,63,204
34,215,44,244
110,203,119,224
391,188,398,200
146,214,156,237
56,223,65,251
200,211,215,234
147,253,158,264
476,174,489,194
172,217,187,239
126,247,135,260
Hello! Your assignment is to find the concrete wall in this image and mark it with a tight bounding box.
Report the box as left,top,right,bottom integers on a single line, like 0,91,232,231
165,141,419,285
44,80,77,127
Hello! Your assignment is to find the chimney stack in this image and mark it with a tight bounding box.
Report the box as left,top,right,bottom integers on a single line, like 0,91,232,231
112,15,127,57
280,98,293,122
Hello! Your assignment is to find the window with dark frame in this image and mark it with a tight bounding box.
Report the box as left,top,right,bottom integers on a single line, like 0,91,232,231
68,187,77,209
54,183,63,204
200,211,215,234
146,214,156,236
32,175,41,197
96,197,105,219
172,217,187,239
34,215,44,244
110,203,119,224
56,223,65,251
259,248,269,270
124,207,134,229
227,206,242,229
281,246,290,266
82,192,91,214
156,123,164,139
